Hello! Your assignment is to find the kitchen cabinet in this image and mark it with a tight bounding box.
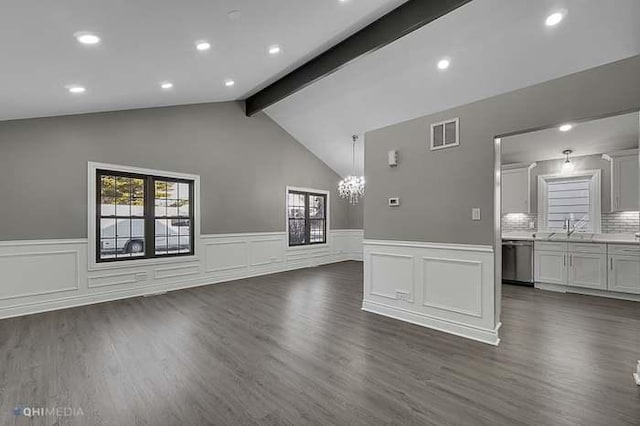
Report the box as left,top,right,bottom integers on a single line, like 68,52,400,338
534,242,566,285
567,252,607,290
608,244,640,294
502,166,530,214
608,151,639,212
534,250,567,284
535,242,607,290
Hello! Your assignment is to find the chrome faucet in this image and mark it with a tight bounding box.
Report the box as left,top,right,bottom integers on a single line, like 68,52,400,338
564,217,586,237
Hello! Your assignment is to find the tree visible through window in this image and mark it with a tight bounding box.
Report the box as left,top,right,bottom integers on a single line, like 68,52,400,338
288,190,327,246
98,170,194,262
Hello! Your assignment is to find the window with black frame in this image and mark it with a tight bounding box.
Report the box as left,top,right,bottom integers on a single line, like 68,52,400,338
97,170,194,262
287,190,327,246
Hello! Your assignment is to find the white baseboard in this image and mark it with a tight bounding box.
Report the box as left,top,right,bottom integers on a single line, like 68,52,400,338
363,239,498,346
535,282,640,301
362,300,500,346
0,229,363,320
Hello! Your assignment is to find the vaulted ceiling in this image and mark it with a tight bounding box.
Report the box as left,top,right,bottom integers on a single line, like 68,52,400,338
265,0,640,176
0,0,405,121
2,0,639,179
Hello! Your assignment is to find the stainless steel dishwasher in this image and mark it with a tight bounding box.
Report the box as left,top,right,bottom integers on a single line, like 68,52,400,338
502,240,534,285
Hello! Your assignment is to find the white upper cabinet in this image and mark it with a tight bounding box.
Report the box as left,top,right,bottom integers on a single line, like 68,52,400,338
607,150,639,212
502,166,531,214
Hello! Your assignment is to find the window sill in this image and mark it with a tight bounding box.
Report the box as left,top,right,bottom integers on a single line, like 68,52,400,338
286,243,329,251
88,254,200,271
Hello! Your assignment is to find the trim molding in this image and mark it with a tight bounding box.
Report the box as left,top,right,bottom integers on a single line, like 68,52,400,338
362,300,500,346
364,239,494,253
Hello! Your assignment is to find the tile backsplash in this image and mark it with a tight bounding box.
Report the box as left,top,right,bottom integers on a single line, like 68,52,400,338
502,212,639,234
602,211,640,233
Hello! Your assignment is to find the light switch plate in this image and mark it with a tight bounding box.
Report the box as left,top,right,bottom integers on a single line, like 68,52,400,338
472,208,481,221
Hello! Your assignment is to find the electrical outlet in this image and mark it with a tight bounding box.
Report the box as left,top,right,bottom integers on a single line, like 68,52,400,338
472,208,481,221
395,290,410,301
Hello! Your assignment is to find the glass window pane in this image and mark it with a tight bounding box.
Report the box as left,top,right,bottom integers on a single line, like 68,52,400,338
178,183,190,201
131,219,145,237
116,219,131,238
155,219,168,236
115,177,131,204
167,200,179,217
100,238,116,259
155,199,167,217
155,236,168,255
131,178,144,199
309,195,325,219
178,200,190,217
100,219,116,238
310,220,325,243
167,236,179,253
289,219,306,245
115,204,131,216
131,197,144,216
165,181,178,199
101,175,115,196
155,180,168,198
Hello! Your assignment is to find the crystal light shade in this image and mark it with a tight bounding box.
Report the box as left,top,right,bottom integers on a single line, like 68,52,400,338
338,175,365,204
338,135,365,204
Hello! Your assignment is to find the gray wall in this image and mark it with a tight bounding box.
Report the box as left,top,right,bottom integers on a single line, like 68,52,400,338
0,101,363,241
364,55,640,245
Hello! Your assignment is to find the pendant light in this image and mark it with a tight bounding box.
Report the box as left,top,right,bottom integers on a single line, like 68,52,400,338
338,135,365,204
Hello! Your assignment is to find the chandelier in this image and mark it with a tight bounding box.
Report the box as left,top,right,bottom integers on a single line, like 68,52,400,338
338,135,365,204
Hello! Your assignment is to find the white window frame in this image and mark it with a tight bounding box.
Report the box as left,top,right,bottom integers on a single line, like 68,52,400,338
88,161,201,270
430,117,460,151
285,186,330,250
538,169,601,233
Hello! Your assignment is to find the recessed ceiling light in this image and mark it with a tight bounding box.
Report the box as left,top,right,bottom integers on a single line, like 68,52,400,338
559,123,573,132
160,81,173,90
437,58,450,70
67,85,86,94
74,31,100,45
224,79,235,87
268,45,281,55
545,10,565,26
195,41,211,51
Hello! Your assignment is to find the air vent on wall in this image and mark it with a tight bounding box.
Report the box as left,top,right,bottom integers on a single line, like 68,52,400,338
430,117,459,151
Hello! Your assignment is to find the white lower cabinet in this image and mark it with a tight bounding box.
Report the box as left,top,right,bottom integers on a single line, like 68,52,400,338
606,244,640,294
534,250,567,285
568,252,607,290
535,242,607,290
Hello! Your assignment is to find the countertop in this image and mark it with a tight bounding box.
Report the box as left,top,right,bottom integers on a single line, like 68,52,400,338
502,231,640,245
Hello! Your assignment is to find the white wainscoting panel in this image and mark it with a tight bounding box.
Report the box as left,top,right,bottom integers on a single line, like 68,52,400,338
0,230,363,319
363,239,499,346
369,253,414,301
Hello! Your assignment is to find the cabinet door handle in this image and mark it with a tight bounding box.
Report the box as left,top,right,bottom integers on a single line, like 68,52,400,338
564,255,566,266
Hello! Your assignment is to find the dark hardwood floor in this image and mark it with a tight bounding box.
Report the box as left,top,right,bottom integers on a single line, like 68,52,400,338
1,261,639,425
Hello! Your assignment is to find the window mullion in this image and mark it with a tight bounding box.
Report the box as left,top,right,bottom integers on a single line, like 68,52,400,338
145,177,155,258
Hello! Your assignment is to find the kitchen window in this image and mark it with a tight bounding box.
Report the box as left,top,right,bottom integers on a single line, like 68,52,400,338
538,170,601,233
287,188,328,246
89,162,198,267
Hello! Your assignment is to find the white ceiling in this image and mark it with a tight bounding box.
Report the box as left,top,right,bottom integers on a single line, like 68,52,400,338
0,0,406,121
265,0,640,177
502,112,639,164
